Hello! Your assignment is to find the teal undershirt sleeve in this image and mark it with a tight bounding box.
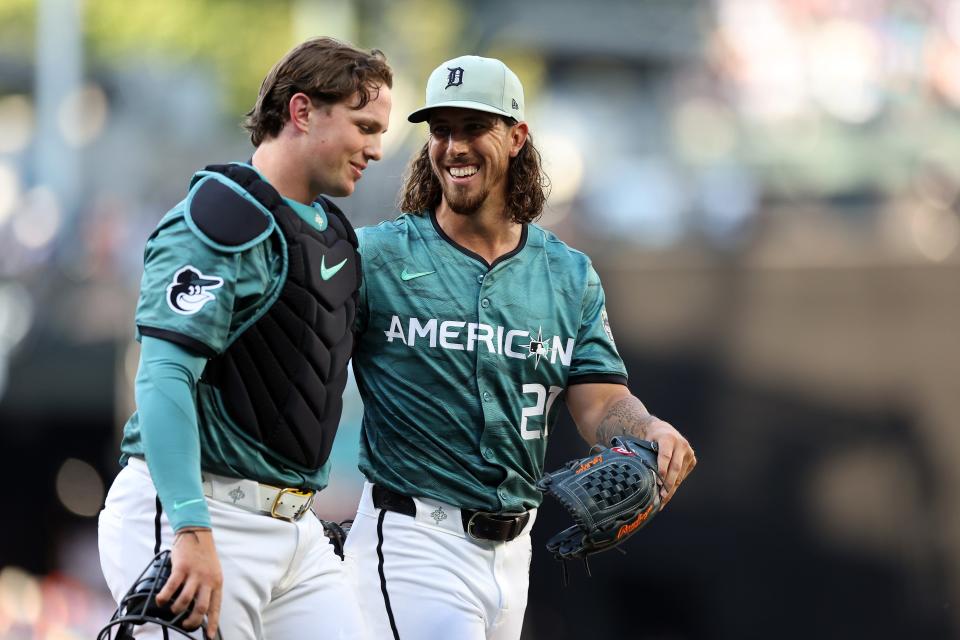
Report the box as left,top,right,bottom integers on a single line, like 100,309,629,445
136,336,210,531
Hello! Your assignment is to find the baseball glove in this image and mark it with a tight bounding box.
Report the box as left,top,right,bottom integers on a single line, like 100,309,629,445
321,519,352,560
536,435,663,569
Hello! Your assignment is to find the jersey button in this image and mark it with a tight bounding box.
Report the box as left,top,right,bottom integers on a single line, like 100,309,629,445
482,391,492,402
497,488,507,500
483,447,494,459
477,274,484,284
480,298,490,308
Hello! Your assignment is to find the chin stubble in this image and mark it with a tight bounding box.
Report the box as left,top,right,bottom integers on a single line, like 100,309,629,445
444,186,484,216
438,164,503,216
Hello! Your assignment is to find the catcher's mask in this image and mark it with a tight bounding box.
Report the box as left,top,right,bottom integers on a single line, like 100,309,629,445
98,550,222,640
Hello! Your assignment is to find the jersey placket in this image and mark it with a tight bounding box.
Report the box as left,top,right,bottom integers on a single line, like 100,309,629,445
475,265,514,512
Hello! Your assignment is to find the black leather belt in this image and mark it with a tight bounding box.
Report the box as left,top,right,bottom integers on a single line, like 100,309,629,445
372,485,530,542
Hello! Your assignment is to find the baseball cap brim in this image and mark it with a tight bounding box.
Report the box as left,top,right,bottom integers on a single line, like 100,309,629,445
408,100,517,123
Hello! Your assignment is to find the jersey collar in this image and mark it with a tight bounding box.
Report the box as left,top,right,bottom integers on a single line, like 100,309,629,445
428,210,528,270
286,199,328,232
235,160,328,232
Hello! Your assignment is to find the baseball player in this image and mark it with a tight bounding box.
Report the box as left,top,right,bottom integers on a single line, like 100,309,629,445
97,37,392,639
343,55,697,640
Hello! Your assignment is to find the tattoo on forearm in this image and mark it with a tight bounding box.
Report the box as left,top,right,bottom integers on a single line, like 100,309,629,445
595,397,656,444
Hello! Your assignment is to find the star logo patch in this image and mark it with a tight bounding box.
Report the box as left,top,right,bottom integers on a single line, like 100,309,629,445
601,307,616,344
521,327,552,369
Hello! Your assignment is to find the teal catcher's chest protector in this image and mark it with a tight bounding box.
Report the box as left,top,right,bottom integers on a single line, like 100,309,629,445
192,164,360,470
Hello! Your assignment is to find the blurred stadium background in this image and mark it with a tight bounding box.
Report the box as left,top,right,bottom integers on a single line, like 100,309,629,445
1,0,959,637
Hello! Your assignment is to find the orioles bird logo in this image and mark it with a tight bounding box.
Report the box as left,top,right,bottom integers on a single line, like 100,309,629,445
166,266,223,315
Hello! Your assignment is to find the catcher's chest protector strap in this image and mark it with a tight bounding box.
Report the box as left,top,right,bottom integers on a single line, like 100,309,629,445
201,163,360,469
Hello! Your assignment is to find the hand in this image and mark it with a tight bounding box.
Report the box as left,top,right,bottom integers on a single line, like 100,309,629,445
645,418,697,508
156,528,223,639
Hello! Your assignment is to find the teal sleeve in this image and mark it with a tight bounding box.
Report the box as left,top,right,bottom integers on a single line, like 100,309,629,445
136,335,210,531
135,214,241,356
568,265,628,384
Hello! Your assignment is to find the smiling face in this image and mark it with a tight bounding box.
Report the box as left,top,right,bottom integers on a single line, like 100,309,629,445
427,107,527,216
304,84,392,197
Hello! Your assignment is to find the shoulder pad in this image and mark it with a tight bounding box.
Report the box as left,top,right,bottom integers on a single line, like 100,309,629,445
184,173,275,253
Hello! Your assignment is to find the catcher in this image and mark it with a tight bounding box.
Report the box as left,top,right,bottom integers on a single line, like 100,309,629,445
98,38,391,639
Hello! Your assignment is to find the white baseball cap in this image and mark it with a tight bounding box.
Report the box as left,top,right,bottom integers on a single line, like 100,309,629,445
407,55,525,123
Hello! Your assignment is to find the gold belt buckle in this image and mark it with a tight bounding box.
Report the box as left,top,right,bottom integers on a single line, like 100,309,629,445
270,487,315,522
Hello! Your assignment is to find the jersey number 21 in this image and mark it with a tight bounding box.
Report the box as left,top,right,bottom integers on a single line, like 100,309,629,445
520,384,564,440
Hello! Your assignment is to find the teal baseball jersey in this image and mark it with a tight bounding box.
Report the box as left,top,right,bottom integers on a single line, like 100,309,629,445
353,211,627,513
120,182,337,490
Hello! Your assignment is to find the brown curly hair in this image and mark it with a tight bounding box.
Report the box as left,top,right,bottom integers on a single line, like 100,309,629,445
397,123,551,225
244,37,393,146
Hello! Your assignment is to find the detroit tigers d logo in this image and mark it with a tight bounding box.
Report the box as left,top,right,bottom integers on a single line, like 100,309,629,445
166,265,223,315
445,67,464,89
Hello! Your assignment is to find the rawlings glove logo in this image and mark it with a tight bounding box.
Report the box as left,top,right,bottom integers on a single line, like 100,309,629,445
575,455,603,474
616,504,655,540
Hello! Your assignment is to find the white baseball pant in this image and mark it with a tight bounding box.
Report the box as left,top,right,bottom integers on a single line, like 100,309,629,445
98,458,367,639
344,482,535,640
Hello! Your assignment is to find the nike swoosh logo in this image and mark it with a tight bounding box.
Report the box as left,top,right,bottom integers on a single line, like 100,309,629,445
173,498,206,510
320,255,348,280
400,268,436,281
